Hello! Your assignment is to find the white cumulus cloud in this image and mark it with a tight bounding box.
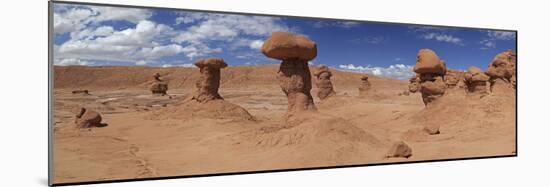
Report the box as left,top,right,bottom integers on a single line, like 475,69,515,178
54,58,94,66
338,63,415,80
249,40,264,50
479,30,516,49
422,33,463,45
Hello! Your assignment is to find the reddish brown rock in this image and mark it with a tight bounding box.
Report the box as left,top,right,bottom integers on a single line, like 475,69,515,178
444,69,464,89
420,76,446,105
408,75,420,93
74,107,105,128
191,58,228,103
486,50,517,93
414,49,447,106
150,73,168,95
386,141,412,158
486,50,516,80
358,74,372,95
413,49,446,76
72,89,90,95
262,32,317,112
464,66,490,95
313,64,336,100
261,31,317,61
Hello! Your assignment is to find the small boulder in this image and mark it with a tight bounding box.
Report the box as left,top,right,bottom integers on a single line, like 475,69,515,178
74,107,106,128
386,141,412,158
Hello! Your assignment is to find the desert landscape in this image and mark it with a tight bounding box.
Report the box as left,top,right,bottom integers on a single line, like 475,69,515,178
52,32,516,184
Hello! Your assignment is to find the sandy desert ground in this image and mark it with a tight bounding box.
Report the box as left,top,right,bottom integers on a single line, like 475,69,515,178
52,65,516,184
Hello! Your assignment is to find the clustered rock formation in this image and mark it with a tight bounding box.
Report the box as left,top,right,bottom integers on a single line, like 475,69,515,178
486,50,516,93
74,107,105,128
191,58,228,103
150,73,168,96
464,66,490,95
358,74,372,95
261,32,317,112
313,64,336,100
444,69,464,89
413,49,447,106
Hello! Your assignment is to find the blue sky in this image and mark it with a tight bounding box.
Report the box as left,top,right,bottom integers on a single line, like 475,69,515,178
53,3,516,79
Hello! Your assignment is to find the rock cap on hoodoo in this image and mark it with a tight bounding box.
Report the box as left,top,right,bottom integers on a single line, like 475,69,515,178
466,66,490,82
261,31,317,61
314,64,330,76
413,49,446,75
361,74,369,81
194,57,228,69
486,50,516,79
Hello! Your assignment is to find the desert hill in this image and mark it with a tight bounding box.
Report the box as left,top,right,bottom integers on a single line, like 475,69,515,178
54,65,407,92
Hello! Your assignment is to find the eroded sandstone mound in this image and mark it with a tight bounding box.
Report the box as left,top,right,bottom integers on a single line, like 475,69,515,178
444,69,464,89
191,58,228,103
74,107,106,128
358,74,372,96
414,49,447,106
464,66,490,96
262,32,317,112
150,73,168,95
313,64,336,100
486,50,517,93
151,58,254,121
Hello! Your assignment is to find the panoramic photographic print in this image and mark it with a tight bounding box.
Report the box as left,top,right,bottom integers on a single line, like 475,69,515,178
50,2,517,185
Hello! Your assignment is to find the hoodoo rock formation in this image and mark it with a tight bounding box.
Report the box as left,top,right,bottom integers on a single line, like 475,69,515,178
150,73,168,96
313,64,336,100
191,58,228,103
358,74,372,96
74,107,105,128
158,57,255,121
261,32,317,112
464,66,490,96
413,49,447,106
486,50,517,93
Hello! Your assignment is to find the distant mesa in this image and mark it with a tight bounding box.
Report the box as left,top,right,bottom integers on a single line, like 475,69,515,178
74,107,107,128
150,72,168,96
313,64,336,100
262,31,317,114
414,49,447,106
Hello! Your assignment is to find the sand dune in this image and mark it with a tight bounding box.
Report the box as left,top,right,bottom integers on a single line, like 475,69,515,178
52,65,515,183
